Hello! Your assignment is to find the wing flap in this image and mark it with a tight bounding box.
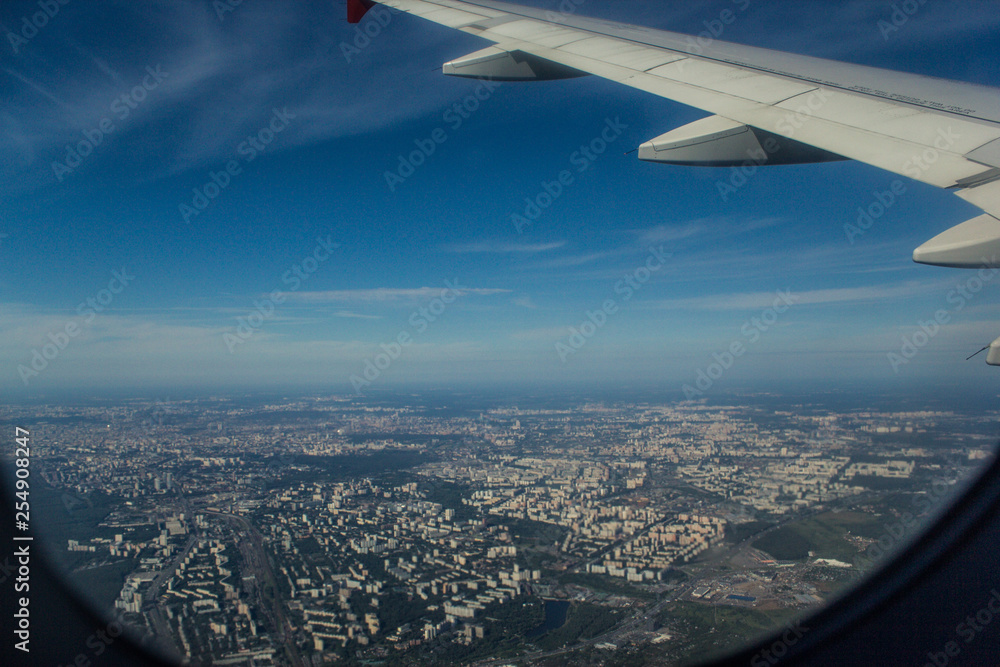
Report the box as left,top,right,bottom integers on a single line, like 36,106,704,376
559,36,639,59
772,92,1000,155
968,138,1000,169
957,181,1000,219
487,21,589,48
604,51,685,72
647,59,818,105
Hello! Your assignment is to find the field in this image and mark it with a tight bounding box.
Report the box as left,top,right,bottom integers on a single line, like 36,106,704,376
532,602,626,651
661,601,803,665
753,511,882,562
559,572,657,600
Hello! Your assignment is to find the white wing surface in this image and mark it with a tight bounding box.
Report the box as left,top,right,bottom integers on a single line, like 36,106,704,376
348,0,1000,269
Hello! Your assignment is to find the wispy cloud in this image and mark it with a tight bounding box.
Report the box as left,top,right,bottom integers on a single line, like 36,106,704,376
512,296,537,309
510,327,574,341
331,310,382,320
285,287,510,303
645,280,952,311
443,240,565,254
0,0,482,189
524,252,618,270
633,221,705,245
1,68,67,108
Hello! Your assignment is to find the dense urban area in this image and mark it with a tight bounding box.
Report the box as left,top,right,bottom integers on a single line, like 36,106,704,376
3,393,997,666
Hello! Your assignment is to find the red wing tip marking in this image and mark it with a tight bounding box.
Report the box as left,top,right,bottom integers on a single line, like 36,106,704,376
348,0,376,24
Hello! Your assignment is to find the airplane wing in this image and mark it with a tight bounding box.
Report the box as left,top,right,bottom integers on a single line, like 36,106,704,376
348,0,1000,269
348,0,1000,363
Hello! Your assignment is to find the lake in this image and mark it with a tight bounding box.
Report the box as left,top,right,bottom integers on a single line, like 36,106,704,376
527,599,570,638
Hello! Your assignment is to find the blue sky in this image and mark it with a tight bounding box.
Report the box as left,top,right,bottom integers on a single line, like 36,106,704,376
2,0,1000,399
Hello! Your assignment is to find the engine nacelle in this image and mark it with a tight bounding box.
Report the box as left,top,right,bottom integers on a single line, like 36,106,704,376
443,46,587,81
638,115,845,167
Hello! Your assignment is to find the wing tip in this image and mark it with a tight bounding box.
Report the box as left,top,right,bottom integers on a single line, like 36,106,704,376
348,0,377,24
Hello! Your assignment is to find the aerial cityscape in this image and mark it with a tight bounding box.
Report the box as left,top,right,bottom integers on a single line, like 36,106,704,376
3,0,1000,665
4,391,995,665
